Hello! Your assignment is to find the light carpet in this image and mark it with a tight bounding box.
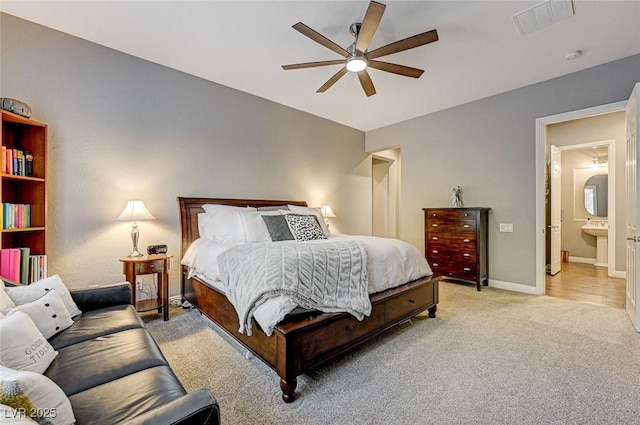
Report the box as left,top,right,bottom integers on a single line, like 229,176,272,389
144,281,640,425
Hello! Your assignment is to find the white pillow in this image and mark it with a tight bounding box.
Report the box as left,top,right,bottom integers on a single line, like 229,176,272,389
200,204,257,242
6,275,81,318
1,288,16,310
0,365,75,425
5,290,73,339
0,404,37,424
0,311,58,373
239,211,276,243
287,205,330,237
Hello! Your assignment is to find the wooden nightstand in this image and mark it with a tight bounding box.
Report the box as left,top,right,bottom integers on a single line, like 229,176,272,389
119,254,172,321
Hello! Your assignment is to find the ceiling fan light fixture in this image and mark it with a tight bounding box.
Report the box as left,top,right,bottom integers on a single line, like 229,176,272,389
346,55,368,72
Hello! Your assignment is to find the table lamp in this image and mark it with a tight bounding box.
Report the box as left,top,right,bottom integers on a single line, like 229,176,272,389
117,200,155,257
321,204,336,228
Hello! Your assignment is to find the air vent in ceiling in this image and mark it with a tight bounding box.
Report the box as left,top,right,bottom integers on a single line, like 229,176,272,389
513,0,574,35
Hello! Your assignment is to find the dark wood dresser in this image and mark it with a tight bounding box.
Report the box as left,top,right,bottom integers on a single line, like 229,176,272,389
423,207,490,291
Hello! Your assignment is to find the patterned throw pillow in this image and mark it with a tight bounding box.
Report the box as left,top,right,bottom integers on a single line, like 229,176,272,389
0,365,75,425
285,214,327,241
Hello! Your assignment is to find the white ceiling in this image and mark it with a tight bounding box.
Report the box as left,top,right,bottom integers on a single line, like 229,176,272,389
2,1,640,131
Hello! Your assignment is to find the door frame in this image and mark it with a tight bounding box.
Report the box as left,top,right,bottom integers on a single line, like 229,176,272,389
535,101,627,294
371,148,401,238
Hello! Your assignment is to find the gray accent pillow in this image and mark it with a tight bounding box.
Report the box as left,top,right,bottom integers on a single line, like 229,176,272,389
285,214,327,241
261,215,294,241
257,205,289,211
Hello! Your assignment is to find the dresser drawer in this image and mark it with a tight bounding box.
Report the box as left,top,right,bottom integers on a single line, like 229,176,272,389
427,219,476,234
430,260,477,281
425,209,477,221
427,245,477,263
135,259,166,274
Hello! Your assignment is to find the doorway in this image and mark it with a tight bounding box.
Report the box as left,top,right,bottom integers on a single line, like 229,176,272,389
535,101,627,296
371,148,400,238
547,140,616,276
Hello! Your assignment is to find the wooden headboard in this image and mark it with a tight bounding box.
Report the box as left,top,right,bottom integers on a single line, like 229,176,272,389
177,197,307,257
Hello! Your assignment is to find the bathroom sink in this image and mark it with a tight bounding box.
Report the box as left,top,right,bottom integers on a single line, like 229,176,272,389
581,224,608,237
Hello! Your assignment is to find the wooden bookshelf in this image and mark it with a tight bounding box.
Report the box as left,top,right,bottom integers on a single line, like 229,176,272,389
1,110,47,257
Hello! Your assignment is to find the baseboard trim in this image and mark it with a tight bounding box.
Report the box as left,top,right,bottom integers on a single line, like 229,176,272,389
569,256,596,264
488,279,541,295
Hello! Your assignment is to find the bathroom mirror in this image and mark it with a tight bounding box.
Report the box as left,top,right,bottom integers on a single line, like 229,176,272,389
584,174,608,217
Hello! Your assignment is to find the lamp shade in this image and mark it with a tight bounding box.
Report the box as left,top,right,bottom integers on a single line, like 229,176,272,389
321,205,336,218
117,200,155,221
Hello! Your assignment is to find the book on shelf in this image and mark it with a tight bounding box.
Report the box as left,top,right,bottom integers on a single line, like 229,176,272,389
1,146,35,176
0,248,47,284
0,248,21,282
24,151,33,177
29,254,47,283
2,203,31,229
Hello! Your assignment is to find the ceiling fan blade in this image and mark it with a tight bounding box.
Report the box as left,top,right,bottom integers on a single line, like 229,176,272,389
317,67,348,93
293,22,350,57
282,60,345,70
367,29,438,59
357,70,376,97
367,60,424,78
355,1,386,53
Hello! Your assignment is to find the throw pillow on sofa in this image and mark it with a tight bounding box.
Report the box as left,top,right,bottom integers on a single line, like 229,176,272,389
0,280,16,310
5,275,81,318
0,365,75,425
0,404,38,424
4,290,73,339
0,311,58,373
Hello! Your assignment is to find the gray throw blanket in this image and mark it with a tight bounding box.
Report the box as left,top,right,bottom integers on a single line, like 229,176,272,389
217,240,371,336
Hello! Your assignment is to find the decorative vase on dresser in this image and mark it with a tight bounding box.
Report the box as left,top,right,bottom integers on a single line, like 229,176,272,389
423,207,490,291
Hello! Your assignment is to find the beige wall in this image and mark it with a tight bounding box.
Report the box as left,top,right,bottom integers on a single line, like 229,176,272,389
1,14,371,294
547,111,626,270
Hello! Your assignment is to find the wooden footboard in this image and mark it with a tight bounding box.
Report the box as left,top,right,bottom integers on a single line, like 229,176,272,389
178,196,440,402
185,273,440,402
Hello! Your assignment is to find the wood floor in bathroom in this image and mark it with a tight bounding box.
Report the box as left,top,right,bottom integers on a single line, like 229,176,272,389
546,261,625,309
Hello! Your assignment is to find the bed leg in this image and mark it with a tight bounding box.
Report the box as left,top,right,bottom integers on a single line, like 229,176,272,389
280,377,297,403
428,305,437,318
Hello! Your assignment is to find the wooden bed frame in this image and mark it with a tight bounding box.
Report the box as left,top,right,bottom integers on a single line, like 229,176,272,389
178,197,441,402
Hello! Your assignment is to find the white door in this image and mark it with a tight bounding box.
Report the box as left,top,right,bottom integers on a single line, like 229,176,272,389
550,145,562,275
626,83,640,331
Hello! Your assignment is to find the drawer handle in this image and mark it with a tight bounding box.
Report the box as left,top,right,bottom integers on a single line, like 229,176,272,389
433,263,439,267
463,239,471,243
463,253,471,257
432,250,439,254
463,224,470,228
149,265,155,269
432,224,438,227
463,267,471,271
431,236,439,240
345,325,353,333
464,213,469,217
409,298,416,304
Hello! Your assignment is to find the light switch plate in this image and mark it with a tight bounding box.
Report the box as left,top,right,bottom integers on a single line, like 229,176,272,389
500,223,514,232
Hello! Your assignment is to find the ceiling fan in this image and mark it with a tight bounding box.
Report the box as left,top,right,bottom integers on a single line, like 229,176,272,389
282,1,439,97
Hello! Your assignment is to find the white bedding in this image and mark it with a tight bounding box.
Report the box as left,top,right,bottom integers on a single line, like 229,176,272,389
181,234,432,335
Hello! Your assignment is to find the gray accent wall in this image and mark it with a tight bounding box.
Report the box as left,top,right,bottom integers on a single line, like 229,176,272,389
366,55,640,289
1,14,370,293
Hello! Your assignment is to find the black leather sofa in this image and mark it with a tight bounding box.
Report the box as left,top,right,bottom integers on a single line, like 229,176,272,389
40,282,220,425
